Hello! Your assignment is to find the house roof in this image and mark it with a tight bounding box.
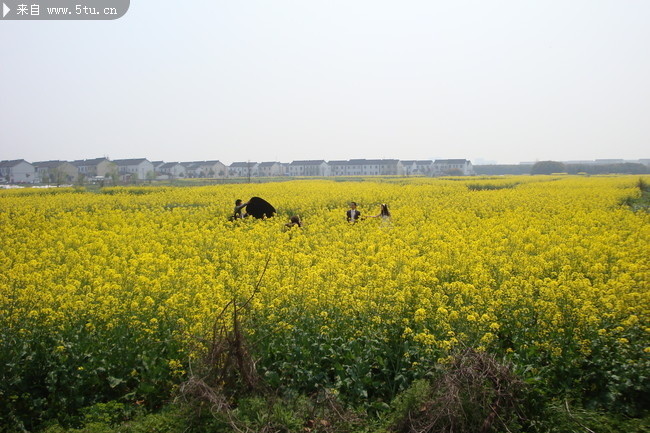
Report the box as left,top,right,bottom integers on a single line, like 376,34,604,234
71,158,111,167
113,158,150,166
33,160,72,169
186,160,225,167
181,162,203,170
434,159,470,164
348,159,400,165
230,161,258,167
259,161,280,167
290,160,326,166
0,159,31,168
160,162,183,169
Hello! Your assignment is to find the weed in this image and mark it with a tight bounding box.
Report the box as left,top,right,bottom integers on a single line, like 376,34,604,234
389,348,525,433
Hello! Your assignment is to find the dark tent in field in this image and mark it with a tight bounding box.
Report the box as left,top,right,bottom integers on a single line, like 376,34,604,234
246,197,276,219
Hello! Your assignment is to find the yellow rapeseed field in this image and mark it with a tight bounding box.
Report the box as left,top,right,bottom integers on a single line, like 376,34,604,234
1,175,648,426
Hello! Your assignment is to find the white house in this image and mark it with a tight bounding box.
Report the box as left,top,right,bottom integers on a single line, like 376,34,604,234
203,161,228,178
33,160,79,184
367,159,403,176
229,162,259,178
183,160,228,178
328,160,350,176
158,162,186,178
258,162,283,177
401,160,434,176
72,158,117,179
181,162,201,178
340,159,403,176
0,159,35,183
432,159,475,176
113,158,155,181
288,160,329,177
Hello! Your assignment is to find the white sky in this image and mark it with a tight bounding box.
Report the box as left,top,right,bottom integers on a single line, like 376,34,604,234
1,0,649,165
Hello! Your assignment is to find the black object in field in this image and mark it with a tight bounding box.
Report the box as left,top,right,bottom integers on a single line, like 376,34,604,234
246,197,276,219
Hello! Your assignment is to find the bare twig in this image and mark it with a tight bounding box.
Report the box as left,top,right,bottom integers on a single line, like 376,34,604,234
565,399,596,433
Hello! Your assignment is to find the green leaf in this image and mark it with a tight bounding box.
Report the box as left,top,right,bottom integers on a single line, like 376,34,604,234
107,376,124,388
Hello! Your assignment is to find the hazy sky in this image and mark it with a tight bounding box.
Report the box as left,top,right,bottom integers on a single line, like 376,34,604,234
1,1,649,165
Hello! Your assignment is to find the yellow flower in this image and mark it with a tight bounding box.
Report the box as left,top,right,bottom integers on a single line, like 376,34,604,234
414,308,427,323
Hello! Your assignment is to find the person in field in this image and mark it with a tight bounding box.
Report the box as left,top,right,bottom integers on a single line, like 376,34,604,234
366,203,391,222
246,196,276,219
285,215,302,228
232,199,248,220
346,201,361,222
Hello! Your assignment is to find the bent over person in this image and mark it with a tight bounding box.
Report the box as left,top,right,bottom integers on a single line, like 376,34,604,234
232,199,248,219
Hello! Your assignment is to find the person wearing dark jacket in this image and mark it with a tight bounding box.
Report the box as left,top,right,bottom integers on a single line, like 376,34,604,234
346,202,361,223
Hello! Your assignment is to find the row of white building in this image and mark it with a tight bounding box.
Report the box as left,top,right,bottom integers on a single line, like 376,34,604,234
0,158,476,184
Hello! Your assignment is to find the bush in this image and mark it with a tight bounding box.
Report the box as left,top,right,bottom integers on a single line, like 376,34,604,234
388,348,525,433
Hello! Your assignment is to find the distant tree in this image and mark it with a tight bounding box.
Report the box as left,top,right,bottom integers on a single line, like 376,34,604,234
49,168,67,186
610,163,649,174
444,168,465,176
531,161,566,175
565,163,649,175
109,171,119,186
474,165,531,175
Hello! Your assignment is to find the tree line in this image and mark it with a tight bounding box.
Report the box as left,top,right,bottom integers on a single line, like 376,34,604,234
475,161,649,176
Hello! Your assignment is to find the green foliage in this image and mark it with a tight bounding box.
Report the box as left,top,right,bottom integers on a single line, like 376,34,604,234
385,379,431,428
473,164,532,175
80,401,130,426
40,404,186,433
619,177,650,211
531,161,567,175
467,182,519,191
386,349,525,433
227,396,305,432
0,317,184,432
253,313,424,409
523,401,650,433
566,162,650,175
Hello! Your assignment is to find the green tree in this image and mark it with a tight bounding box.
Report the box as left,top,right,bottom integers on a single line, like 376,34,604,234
109,171,119,186
49,168,68,186
531,160,566,175
444,168,464,176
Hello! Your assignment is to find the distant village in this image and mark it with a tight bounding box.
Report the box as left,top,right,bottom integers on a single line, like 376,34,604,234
0,157,648,185
0,158,477,184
